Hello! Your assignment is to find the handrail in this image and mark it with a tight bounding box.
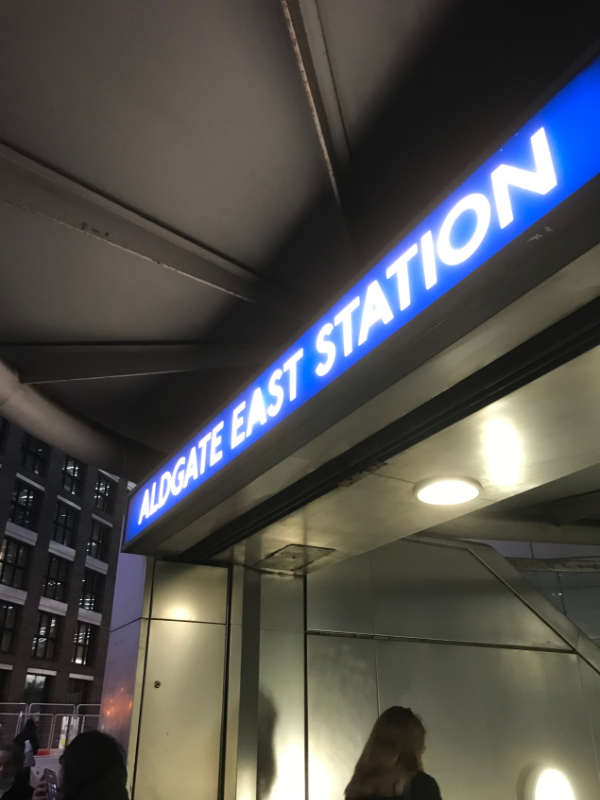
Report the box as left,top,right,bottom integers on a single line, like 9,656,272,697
28,703,75,715
75,703,100,715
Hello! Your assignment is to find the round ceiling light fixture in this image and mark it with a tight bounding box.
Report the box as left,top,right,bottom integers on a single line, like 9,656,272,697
529,769,575,800
414,476,481,506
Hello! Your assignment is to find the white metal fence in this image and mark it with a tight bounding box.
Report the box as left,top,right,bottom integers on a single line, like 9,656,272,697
0,703,101,750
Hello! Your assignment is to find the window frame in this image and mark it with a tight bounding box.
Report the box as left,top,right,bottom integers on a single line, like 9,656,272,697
93,473,117,515
87,519,110,562
21,433,51,477
72,622,96,666
62,456,85,497
42,555,70,603
24,674,50,705
0,537,30,590
10,480,42,531
0,418,9,454
79,570,104,613
0,601,18,654
52,502,79,548
32,612,60,660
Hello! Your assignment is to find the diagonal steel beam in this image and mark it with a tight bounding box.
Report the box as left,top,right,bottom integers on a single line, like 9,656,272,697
0,342,278,384
0,143,305,316
508,557,600,573
281,0,351,206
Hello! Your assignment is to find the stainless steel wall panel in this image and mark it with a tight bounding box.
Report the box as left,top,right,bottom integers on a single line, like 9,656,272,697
578,658,600,783
134,619,226,800
559,572,600,641
258,630,305,800
371,540,569,648
307,635,379,800
151,561,228,624
376,640,599,800
100,617,149,791
261,574,304,632
574,631,600,676
224,566,245,800
235,568,262,800
307,552,374,634
108,553,152,631
257,573,306,800
224,621,242,800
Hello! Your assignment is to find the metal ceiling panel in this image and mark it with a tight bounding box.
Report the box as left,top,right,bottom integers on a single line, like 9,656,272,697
0,0,331,269
315,0,456,147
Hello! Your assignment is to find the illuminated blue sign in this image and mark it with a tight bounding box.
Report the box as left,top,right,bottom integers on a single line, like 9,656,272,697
125,55,600,544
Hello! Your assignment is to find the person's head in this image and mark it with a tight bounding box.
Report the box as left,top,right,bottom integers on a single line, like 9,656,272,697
0,744,23,789
60,731,126,800
23,718,37,736
345,707,426,798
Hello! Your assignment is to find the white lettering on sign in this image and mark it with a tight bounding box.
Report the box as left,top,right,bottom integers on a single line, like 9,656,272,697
492,127,557,228
133,121,571,532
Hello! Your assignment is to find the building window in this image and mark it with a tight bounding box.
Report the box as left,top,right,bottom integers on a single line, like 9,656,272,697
62,456,85,497
24,674,50,705
21,434,51,477
67,678,89,707
10,480,42,531
87,519,110,562
0,670,9,702
80,570,104,613
72,622,96,666
0,602,18,654
0,418,8,454
0,538,30,590
52,502,79,548
93,474,117,515
42,556,70,603
32,612,59,660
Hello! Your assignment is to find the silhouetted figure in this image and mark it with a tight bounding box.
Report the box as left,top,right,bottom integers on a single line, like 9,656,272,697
32,731,128,800
0,744,33,800
14,720,39,758
345,707,442,800
257,691,278,800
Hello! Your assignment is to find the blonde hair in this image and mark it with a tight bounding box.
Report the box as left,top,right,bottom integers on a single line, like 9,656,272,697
345,707,426,798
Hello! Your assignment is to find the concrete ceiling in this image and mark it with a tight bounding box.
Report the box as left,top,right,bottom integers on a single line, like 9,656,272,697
0,0,599,472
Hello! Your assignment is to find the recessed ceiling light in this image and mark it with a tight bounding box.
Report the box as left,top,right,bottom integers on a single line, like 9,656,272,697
530,769,574,800
414,477,481,505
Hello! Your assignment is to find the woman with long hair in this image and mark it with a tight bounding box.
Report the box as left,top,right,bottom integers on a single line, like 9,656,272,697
345,707,442,800
32,731,128,800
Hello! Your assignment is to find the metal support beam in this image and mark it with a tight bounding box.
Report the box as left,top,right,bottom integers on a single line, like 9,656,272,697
0,342,278,384
0,144,304,316
429,514,600,545
544,491,600,525
508,557,600,572
0,357,161,480
280,0,351,206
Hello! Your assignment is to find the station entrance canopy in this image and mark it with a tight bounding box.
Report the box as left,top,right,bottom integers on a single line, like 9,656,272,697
124,54,600,549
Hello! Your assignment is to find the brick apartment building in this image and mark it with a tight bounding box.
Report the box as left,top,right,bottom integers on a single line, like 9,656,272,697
0,415,128,709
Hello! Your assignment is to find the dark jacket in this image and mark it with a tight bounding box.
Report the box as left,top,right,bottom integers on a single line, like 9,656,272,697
68,770,129,800
362,771,442,800
2,778,34,800
14,729,40,756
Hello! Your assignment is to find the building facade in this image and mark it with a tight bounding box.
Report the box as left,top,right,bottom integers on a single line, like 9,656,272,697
0,416,128,709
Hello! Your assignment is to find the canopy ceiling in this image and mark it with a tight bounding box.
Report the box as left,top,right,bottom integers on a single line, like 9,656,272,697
0,0,599,471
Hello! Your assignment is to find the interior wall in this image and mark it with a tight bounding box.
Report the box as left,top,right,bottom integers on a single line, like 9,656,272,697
306,538,600,800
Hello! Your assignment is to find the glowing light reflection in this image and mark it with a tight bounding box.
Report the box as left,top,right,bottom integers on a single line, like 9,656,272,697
484,418,522,486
